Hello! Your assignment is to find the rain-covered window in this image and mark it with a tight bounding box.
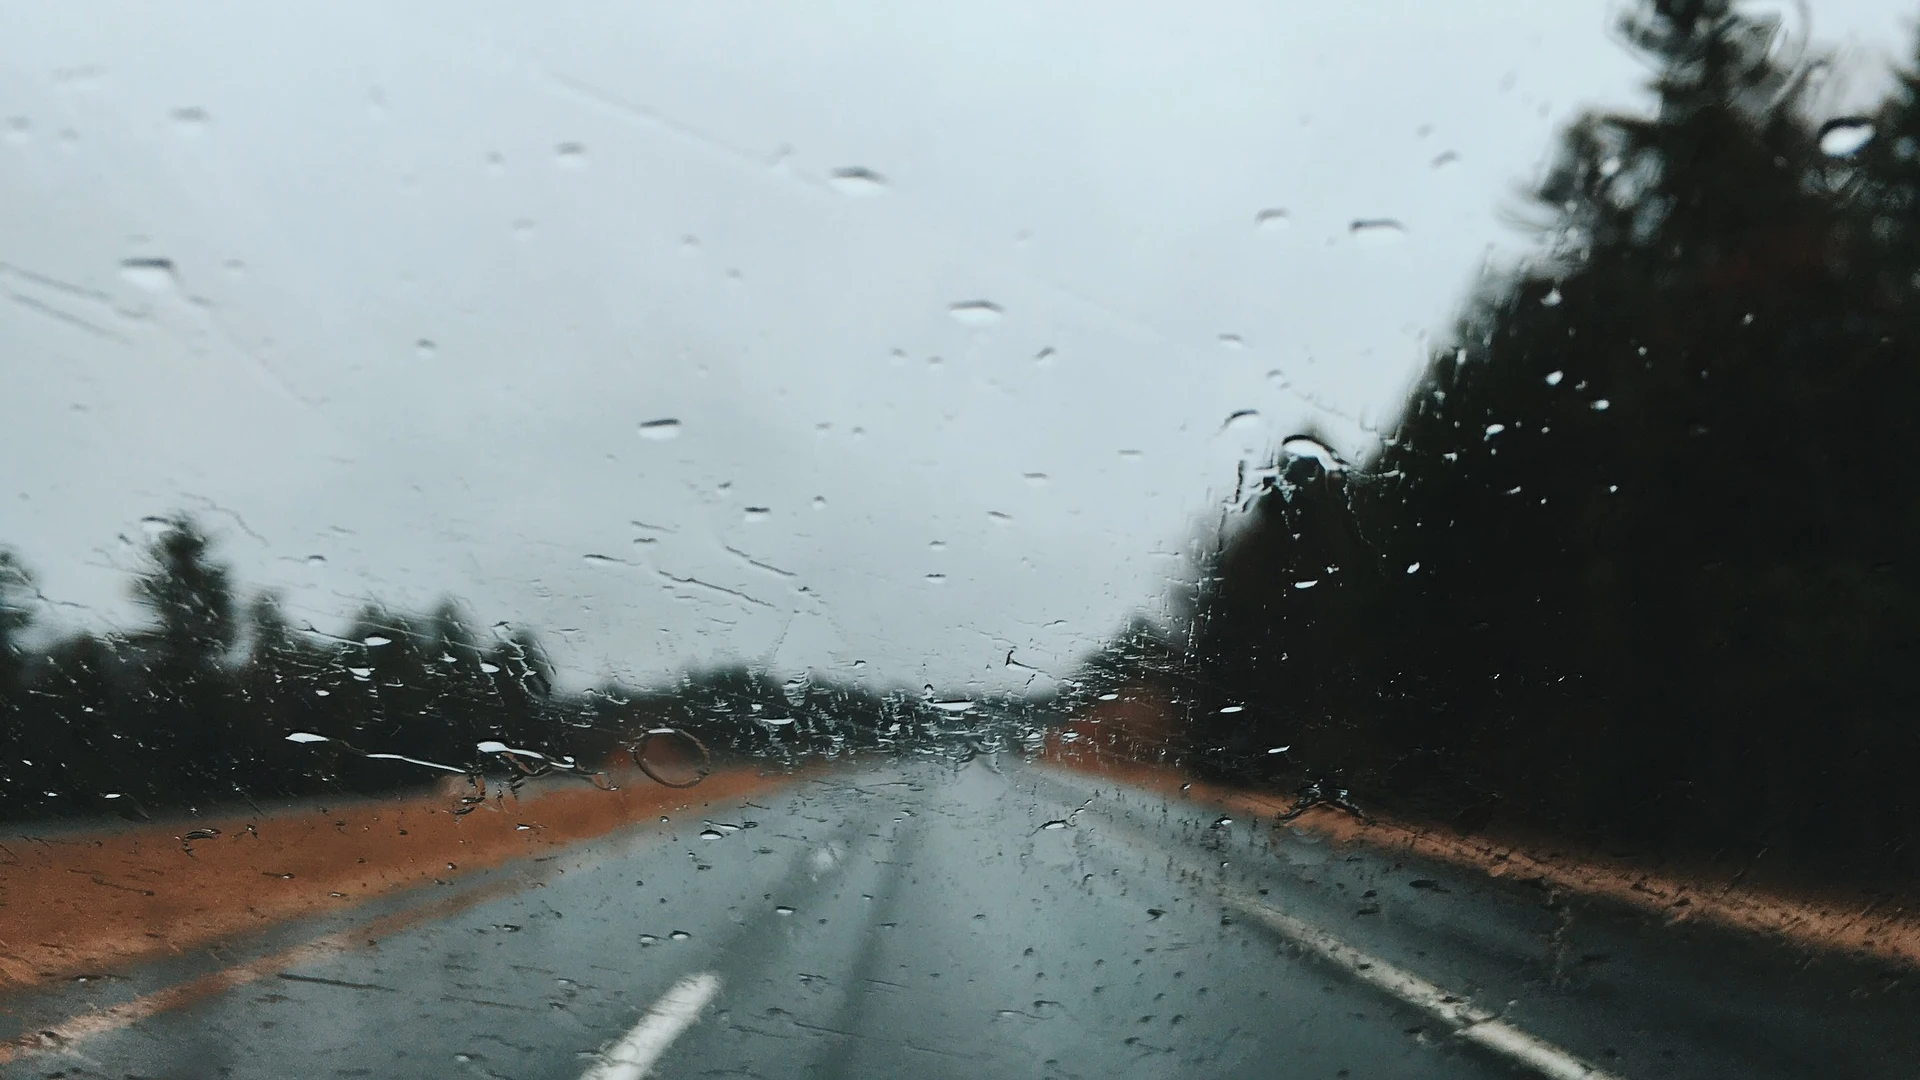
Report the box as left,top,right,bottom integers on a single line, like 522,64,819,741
3,3,1918,1078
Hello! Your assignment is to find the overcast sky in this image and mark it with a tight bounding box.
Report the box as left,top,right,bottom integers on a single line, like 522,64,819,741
3,1,1913,694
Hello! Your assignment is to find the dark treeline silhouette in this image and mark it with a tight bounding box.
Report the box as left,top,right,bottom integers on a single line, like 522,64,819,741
0,516,992,824
1142,0,1920,884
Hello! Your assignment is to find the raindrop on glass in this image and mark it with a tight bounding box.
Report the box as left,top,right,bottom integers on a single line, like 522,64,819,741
638,418,683,441
414,339,437,360
555,142,587,168
948,300,1004,326
828,166,888,195
120,257,177,293
1818,117,1875,158
1349,219,1407,245
1254,207,1290,231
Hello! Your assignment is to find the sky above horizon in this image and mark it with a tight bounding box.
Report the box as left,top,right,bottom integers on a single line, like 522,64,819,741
4,1,1915,694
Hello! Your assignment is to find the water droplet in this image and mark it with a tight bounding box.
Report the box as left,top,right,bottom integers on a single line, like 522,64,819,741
1293,579,1319,589
347,666,373,678
1349,219,1407,245
1540,287,1562,307
1406,561,1421,574
285,732,328,744
1254,208,1290,231
582,553,622,566
479,661,501,674
1097,692,1120,701
1819,117,1875,158
1590,399,1611,411
774,905,795,915
638,418,683,440
1484,423,1505,437
363,635,392,647
1544,370,1564,386
1218,705,1244,714
555,142,587,168
119,258,177,293
988,510,1012,524
928,540,946,551
1022,473,1049,486
170,107,209,133
925,573,948,584
669,930,691,941
414,339,437,360
931,698,974,713
1118,449,1143,460
1217,334,1247,350
1431,150,1461,170
306,554,326,566
743,506,771,523
1222,409,1261,432
948,300,1003,326
1280,434,1348,472
1039,819,1070,831
1267,745,1291,754
511,219,536,241
828,166,888,195
811,496,827,510
698,828,725,841
632,727,712,788
639,934,660,946
2,117,29,143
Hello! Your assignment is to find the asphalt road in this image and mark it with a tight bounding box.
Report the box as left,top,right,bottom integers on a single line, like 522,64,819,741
4,759,1916,1079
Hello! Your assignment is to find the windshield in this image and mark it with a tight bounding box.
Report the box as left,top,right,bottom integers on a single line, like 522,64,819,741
4,2,1918,1077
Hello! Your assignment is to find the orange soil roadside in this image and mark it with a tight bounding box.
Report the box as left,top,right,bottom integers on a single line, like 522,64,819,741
0,766,792,992
1041,723,1920,974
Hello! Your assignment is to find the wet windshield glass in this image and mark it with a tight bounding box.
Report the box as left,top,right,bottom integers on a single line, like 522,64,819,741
4,2,1919,1077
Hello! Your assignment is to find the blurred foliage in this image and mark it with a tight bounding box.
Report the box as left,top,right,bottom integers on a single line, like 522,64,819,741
1095,0,1920,883
0,517,1012,822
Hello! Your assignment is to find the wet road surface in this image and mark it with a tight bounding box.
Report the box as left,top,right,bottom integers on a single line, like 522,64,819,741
4,760,1916,1079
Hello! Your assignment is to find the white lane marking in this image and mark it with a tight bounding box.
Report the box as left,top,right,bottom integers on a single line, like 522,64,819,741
1075,796,1625,1080
1223,895,1623,1080
580,972,723,1080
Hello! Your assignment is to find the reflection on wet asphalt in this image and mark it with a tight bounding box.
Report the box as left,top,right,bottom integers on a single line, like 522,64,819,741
7,761,1917,1080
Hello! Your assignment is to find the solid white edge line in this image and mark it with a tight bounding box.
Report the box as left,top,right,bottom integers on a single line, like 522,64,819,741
579,972,723,1080
1074,794,1625,1080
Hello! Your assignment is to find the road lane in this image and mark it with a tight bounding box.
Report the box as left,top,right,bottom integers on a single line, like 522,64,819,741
4,759,1915,1079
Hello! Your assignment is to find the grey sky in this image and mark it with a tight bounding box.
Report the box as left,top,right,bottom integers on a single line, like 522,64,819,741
3,1,1912,693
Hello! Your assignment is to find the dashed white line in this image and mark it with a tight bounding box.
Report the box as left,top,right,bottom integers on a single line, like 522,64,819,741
580,972,723,1080
1073,793,1625,1080
1223,894,1623,1080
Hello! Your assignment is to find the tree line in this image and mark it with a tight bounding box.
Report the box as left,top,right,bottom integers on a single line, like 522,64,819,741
0,518,995,823
1107,0,1920,885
